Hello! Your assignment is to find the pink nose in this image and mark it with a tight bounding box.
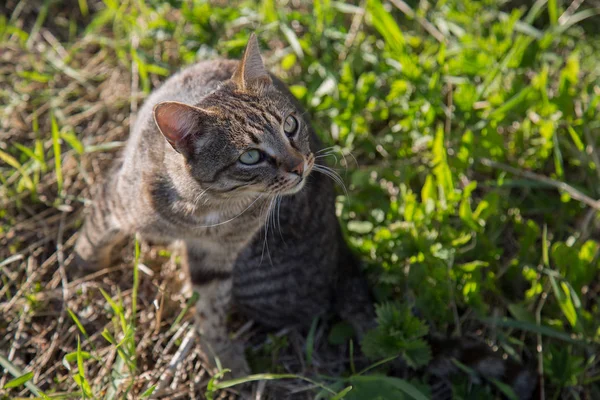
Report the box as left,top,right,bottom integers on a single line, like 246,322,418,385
291,161,304,176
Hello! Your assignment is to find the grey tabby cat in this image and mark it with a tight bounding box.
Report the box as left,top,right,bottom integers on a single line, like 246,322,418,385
74,33,373,375
75,34,537,399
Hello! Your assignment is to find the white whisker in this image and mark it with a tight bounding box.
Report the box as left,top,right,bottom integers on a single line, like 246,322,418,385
313,165,349,199
260,196,276,267
198,194,263,228
315,152,339,165
316,146,336,154
276,194,286,244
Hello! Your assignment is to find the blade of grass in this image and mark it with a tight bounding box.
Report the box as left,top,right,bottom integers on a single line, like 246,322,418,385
132,235,140,325
212,373,339,395
349,375,429,400
305,316,318,365
0,149,34,191
67,309,89,338
51,115,63,196
0,354,47,398
3,371,34,389
78,0,89,17
331,385,353,400
479,316,586,344
547,0,558,26
25,0,50,48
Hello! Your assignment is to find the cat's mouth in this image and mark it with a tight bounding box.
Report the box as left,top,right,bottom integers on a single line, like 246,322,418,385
280,155,314,195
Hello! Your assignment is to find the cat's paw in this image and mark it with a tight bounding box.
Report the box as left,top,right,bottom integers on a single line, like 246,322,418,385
72,236,114,276
198,332,251,380
211,339,251,379
71,249,107,279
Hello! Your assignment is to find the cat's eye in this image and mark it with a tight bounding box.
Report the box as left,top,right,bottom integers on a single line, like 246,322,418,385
239,149,263,165
284,115,299,137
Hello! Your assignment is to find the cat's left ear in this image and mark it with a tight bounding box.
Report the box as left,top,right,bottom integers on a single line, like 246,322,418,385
231,33,272,91
153,101,213,156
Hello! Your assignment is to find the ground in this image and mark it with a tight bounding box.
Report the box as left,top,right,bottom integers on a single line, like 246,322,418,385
1,0,600,399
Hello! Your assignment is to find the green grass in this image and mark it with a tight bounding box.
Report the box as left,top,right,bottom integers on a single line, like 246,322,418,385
1,0,600,398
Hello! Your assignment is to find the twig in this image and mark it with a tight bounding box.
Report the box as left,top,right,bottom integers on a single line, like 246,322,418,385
479,158,600,210
57,211,70,300
153,326,196,394
231,320,254,341
575,207,598,245
389,0,446,43
444,82,453,137
558,0,585,25
41,28,68,59
339,2,365,61
584,127,600,183
36,212,70,375
535,287,549,400
0,254,24,280
254,380,267,400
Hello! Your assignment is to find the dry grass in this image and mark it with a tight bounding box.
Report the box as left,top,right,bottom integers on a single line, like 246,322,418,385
0,2,361,398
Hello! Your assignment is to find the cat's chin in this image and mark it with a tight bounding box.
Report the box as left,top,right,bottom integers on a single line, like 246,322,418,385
280,177,307,195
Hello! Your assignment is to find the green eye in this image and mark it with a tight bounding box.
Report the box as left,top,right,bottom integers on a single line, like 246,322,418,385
239,149,263,165
284,114,298,136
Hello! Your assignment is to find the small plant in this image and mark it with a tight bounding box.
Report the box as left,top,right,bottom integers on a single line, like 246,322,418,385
362,303,431,369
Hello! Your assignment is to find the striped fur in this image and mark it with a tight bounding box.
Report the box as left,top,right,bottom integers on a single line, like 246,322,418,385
74,35,373,377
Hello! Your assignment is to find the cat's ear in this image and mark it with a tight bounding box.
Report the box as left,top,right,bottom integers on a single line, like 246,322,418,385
153,101,210,155
231,33,272,90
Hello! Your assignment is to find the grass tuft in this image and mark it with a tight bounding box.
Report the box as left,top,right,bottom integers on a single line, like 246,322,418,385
2,0,600,398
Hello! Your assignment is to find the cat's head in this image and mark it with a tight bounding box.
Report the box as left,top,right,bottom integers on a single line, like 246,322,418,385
153,33,314,198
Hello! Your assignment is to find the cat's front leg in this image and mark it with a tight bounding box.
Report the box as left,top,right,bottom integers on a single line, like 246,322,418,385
185,242,251,378
74,178,132,274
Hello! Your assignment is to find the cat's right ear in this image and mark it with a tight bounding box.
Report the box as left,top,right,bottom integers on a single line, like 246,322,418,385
231,33,272,91
153,101,210,155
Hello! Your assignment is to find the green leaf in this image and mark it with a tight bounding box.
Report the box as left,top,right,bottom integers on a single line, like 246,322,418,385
14,142,46,170
51,115,63,194
542,225,549,267
552,130,564,178
281,53,297,70
140,385,157,398
3,371,34,389
480,317,584,344
62,351,93,371
61,131,84,154
432,125,454,208
329,321,356,345
330,386,353,400
362,303,430,368
549,276,578,328
458,261,488,272
348,221,374,234
507,304,535,323
566,125,584,151
0,149,34,190
306,316,319,365
367,0,404,55
349,375,429,400
68,309,88,337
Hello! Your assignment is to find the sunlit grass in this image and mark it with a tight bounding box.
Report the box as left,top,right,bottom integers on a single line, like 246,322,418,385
1,0,600,398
